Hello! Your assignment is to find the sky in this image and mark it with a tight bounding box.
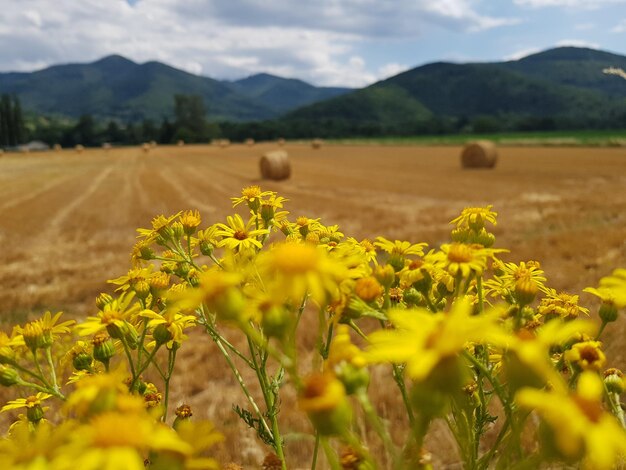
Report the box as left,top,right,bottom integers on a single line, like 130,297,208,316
1,0,625,88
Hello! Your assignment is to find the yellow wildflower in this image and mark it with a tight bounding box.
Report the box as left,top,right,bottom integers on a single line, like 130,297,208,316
180,209,202,235
365,299,508,382
565,340,606,372
436,243,494,278
374,237,427,258
141,307,196,348
77,291,140,342
450,205,498,230
215,214,269,252
516,372,626,470
1,392,52,413
231,185,274,209
538,289,589,320
258,242,348,306
586,268,626,308
14,311,75,351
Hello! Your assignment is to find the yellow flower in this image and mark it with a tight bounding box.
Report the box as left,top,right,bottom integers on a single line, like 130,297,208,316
231,185,274,209
109,266,153,298
436,243,494,278
258,242,348,306
538,289,589,320
516,372,626,470
587,268,626,308
299,372,352,436
374,237,426,257
180,209,202,235
1,392,52,413
486,260,549,300
136,211,182,241
215,214,269,252
504,319,597,388
565,341,606,372
14,311,75,351
450,205,498,230
77,292,140,342
365,299,508,382
141,307,196,348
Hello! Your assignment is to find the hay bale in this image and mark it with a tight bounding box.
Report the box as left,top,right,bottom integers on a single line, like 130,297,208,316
260,150,291,181
150,140,157,148
75,144,84,154
245,138,255,147
461,141,497,169
53,144,62,152
142,143,150,153
219,139,230,148
102,142,112,151
311,138,323,149
177,140,185,147
277,138,285,147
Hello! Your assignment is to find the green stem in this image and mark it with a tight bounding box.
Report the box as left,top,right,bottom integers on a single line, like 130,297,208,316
119,335,137,379
248,337,286,469
596,320,608,341
136,317,149,369
31,350,53,390
357,390,399,467
311,432,320,470
130,344,161,391
44,347,59,393
476,276,484,314
321,437,341,470
163,347,177,421
477,414,511,469
17,379,65,400
11,361,50,386
608,389,625,428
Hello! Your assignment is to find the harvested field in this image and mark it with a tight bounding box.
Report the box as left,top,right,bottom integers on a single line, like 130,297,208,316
0,142,625,467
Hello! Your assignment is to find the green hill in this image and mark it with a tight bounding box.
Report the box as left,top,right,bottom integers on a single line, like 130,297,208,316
0,56,350,122
283,47,626,135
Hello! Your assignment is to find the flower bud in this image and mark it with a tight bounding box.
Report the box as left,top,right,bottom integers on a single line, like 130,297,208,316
514,276,538,306
26,403,45,424
354,277,383,303
96,293,114,310
199,240,214,256
92,333,115,365
173,404,193,430
604,368,625,394
73,352,93,371
403,288,423,306
599,302,619,323
299,373,351,436
374,264,395,289
169,222,183,240
261,306,292,339
153,324,173,346
0,365,21,386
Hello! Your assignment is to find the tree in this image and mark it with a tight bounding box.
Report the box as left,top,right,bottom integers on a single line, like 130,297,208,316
173,94,209,142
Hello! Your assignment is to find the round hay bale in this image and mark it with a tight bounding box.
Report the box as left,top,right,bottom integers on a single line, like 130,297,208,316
150,140,157,148
461,141,497,169
260,150,291,181
277,138,285,147
245,138,255,147
102,142,112,151
53,144,62,152
142,143,150,153
219,139,230,148
177,140,185,147
75,144,84,154
311,138,323,149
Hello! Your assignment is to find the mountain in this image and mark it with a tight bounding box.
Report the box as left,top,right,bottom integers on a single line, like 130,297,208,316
284,47,626,134
228,73,350,113
0,56,349,122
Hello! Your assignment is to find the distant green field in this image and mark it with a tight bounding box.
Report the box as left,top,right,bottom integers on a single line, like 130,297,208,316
329,129,626,147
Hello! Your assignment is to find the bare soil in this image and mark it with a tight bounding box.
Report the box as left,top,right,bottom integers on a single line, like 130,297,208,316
0,142,625,467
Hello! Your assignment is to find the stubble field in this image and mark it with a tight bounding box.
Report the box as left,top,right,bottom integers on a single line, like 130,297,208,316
0,142,625,467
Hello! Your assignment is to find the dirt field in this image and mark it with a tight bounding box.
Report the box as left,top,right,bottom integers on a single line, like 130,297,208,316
0,142,625,467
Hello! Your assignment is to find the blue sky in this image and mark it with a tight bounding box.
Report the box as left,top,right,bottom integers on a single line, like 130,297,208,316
1,0,625,87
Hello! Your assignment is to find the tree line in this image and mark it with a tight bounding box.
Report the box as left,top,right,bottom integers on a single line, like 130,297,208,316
5,92,626,148
0,94,26,147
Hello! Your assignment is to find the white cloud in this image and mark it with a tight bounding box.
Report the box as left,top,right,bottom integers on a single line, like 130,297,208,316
555,39,600,48
514,0,626,8
0,0,516,87
504,39,601,62
504,47,543,61
612,20,626,32
377,63,409,80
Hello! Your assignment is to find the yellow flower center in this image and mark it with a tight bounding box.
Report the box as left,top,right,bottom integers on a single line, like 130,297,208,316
242,186,261,199
447,244,473,263
25,396,39,407
272,244,319,274
233,230,248,240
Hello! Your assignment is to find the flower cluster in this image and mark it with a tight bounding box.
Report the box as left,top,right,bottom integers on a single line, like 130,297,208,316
0,186,625,469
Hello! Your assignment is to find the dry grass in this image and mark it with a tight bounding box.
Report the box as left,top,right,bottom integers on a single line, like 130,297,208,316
0,142,625,467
